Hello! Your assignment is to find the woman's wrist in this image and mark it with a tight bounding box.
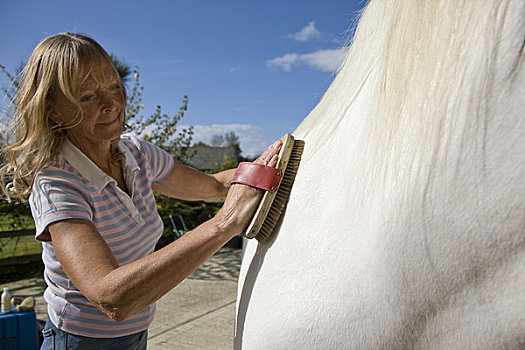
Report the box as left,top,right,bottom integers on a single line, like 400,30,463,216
210,210,240,240
212,168,237,198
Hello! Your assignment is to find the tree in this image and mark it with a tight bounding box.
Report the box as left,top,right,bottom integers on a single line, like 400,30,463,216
210,134,225,147
210,131,244,161
127,93,195,164
109,54,132,84
224,131,241,158
0,62,22,105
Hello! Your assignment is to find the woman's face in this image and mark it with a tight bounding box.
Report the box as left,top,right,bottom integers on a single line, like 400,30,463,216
50,59,125,151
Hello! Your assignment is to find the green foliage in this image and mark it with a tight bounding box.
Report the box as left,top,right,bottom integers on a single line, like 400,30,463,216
156,197,222,232
131,96,195,164
0,200,33,231
109,53,132,84
125,69,144,121
224,131,241,157
207,154,237,174
0,234,41,259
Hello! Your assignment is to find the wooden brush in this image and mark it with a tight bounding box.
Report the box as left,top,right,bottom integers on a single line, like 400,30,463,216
243,133,305,243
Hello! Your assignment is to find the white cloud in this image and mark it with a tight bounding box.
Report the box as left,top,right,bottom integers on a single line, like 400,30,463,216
288,21,322,42
181,123,271,158
300,48,348,72
287,21,340,43
266,47,348,72
266,53,299,72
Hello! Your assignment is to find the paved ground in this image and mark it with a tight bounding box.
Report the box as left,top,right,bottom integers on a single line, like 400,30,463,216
5,247,243,350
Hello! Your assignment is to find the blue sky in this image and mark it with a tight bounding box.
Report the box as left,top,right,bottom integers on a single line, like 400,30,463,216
0,0,365,157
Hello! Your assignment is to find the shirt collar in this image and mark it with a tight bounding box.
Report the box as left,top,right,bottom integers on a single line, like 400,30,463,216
61,137,139,193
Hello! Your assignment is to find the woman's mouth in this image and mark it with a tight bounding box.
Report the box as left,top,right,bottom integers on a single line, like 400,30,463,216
100,118,119,126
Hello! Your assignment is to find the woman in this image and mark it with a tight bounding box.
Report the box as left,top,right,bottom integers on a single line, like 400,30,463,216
0,32,281,349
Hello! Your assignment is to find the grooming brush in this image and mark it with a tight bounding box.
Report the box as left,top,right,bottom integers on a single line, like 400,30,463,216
243,133,304,243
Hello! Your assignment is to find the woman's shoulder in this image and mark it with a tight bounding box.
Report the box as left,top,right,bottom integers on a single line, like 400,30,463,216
34,153,89,190
37,153,73,176
119,133,145,154
118,134,174,178
119,133,163,160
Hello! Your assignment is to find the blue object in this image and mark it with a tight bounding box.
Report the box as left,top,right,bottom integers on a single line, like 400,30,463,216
0,310,38,350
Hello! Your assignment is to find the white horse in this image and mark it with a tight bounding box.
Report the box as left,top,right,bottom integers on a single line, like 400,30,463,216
235,0,524,349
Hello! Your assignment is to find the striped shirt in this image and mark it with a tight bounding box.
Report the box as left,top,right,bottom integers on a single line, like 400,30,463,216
29,134,174,338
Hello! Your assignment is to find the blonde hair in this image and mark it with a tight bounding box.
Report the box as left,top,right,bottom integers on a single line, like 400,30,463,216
295,0,524,203
0,33,126,200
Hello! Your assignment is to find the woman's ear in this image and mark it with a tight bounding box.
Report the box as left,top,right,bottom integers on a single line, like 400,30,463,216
45,102,63,125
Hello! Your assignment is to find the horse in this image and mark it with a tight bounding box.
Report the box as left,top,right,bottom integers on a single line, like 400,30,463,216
235,0,525,348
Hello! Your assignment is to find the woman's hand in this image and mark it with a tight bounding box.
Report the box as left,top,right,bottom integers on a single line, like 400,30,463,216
214,140,282,235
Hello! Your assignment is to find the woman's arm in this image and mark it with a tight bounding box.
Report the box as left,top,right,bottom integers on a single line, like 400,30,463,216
48,141,281,322
152,140,281,200
49,214,235,322
151,162,236,201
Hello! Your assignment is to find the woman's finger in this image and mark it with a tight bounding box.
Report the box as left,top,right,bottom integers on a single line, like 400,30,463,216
267,154,279,168
254,140,282,165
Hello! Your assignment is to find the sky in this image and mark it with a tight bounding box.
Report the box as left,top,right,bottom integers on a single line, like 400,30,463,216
0,0,366,157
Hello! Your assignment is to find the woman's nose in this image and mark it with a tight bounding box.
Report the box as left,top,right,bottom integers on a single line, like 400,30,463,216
100,92,119,112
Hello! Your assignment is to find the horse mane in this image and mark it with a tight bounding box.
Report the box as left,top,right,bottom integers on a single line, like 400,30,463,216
295,0,524,207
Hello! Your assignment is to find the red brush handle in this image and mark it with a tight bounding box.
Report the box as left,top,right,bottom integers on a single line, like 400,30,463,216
231,162,283,192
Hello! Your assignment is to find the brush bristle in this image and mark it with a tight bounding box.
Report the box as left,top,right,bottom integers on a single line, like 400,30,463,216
255,140,305,242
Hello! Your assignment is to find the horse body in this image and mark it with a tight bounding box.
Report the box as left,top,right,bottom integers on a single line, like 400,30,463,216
235,1,525,349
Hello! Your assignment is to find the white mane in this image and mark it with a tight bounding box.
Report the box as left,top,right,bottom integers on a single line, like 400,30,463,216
296,0,524,205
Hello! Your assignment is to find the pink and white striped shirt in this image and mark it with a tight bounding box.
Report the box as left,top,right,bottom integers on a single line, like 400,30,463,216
29,134,174,338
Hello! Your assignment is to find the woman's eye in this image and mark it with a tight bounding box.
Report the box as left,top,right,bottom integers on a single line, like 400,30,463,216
80,94,95,102
109,84,120,91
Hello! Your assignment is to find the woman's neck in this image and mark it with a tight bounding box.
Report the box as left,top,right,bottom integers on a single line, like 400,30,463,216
67,134,114,173
67,134,129,194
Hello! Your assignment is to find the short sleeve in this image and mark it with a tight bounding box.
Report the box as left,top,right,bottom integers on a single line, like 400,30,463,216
136,138,175,182
30,172,93,241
